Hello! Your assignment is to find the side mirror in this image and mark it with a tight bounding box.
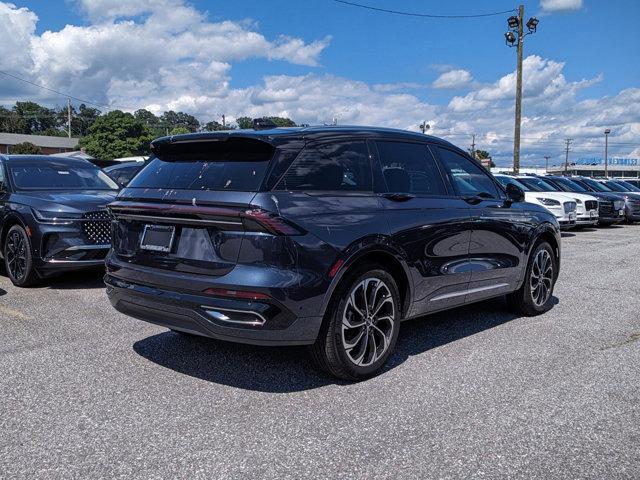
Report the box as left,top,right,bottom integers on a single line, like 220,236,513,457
506,183,525,203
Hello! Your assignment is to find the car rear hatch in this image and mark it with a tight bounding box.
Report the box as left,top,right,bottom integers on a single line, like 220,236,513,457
108,135,283,277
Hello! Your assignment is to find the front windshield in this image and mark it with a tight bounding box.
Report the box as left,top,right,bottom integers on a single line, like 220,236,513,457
604,181,630,192
580,178,611,192
495,176,530,191
517,177,559,192
550,177,588,192
8,162,119,191
617,180,640,192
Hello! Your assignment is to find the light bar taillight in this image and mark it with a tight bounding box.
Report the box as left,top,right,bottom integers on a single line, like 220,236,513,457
241,209,304,236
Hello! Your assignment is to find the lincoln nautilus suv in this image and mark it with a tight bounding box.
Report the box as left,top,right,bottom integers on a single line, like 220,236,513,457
0,155,119,286
105,126,561,380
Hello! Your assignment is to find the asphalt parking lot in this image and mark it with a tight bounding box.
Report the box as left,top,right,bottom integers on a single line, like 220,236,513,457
1,226,639,479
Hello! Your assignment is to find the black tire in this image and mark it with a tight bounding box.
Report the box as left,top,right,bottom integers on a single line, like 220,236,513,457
310,264,401,381
507,241,556,316
3,225,39,287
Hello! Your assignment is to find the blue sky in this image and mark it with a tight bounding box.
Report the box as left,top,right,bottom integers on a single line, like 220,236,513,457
2,0,640,165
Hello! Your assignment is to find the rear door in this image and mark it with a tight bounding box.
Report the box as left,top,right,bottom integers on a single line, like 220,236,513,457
265,138,384,252
373,140,473,315
435,147,527,302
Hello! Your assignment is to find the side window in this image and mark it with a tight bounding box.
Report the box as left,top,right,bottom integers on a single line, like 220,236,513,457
277,140,371,191
376,141,447,195
436,147,500,199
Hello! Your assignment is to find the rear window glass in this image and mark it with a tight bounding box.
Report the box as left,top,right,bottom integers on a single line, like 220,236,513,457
128,138,274,191
277,140,372,191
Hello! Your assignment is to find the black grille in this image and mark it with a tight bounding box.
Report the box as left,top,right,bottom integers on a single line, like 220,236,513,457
585,200,597,211
82,211,112,244
599,200,613,215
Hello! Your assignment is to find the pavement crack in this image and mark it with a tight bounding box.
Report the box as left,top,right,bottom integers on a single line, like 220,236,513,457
601,332,640,350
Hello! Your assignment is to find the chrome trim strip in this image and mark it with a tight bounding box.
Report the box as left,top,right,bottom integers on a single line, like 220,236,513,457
45,259,106,265
201,307,267,326
430,283,510,302
66,244,111,251
114,213,242,226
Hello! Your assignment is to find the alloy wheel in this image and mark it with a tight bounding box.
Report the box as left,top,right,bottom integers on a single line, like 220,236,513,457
6,231,27,281
530,249,553,307
341,278,395,367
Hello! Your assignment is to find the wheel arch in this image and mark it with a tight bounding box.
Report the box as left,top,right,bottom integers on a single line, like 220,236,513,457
321,239,413,320
0,213,27,254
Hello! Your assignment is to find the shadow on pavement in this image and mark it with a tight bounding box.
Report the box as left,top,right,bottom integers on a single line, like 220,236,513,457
561,232,576,238
38,269,105,290
0,287,6,297
133,296,557,393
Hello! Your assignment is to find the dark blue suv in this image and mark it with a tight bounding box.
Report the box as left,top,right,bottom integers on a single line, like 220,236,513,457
105,126,561,380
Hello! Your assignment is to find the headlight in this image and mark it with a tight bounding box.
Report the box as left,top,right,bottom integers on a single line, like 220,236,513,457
574,198,582,204
537,197,561,206
32,209,83,224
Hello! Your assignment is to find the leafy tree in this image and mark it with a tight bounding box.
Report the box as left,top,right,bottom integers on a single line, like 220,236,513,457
202,121,234,131
160,110,200,133
169,126,190,135
9,142,42,154
236,116,253,129
134,109,163,136
79,110,153,160
74,104,101,136
264,116,296,127
0,106,25,133
13,101,57,134
475,150,491,160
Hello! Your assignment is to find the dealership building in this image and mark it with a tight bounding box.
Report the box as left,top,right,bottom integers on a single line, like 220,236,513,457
0,132,79,155
546,157,640,178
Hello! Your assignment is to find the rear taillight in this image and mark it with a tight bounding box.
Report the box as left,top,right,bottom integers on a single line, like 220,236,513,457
241,209,305,236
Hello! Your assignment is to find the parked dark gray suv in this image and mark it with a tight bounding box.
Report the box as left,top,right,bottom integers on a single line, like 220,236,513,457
105,126,561,380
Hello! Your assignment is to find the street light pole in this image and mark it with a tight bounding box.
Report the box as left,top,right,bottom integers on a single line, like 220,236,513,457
504,6,538,175
604,128,611,177
513,4,524,175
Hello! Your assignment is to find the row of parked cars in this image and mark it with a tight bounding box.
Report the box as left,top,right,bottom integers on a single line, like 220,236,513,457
0,125,638,379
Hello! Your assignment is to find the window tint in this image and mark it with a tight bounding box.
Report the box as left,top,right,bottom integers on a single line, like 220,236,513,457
376,141,446,195
437,148,499,199
277,141,371,191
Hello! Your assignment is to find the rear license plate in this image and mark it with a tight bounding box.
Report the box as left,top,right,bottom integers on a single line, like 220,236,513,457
140,225,176,252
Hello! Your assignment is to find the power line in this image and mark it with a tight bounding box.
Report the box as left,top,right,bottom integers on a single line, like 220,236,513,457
332,0,516,18
0,70,112,110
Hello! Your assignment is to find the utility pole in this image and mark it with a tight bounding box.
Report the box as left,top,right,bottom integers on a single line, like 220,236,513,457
564,138,573,174
513,4,524,174
604,128,611,177
222,114,226,127
544,155,551,173
470,134,476,159
419,121,430,134
67,97,72,139
504,6,538,175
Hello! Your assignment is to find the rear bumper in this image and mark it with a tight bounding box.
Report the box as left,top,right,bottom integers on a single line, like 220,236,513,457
104,275,323,346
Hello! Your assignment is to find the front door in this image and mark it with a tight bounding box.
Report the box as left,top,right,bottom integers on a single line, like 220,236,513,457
435,147,526,303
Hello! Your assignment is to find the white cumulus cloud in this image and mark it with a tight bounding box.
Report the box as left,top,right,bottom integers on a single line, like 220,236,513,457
540,0,584,13
432,69,473,89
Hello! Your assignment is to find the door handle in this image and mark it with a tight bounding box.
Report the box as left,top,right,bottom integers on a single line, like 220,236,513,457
381,193,414,202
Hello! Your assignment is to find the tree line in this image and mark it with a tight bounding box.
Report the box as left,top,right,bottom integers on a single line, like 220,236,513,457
1,100,297,160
